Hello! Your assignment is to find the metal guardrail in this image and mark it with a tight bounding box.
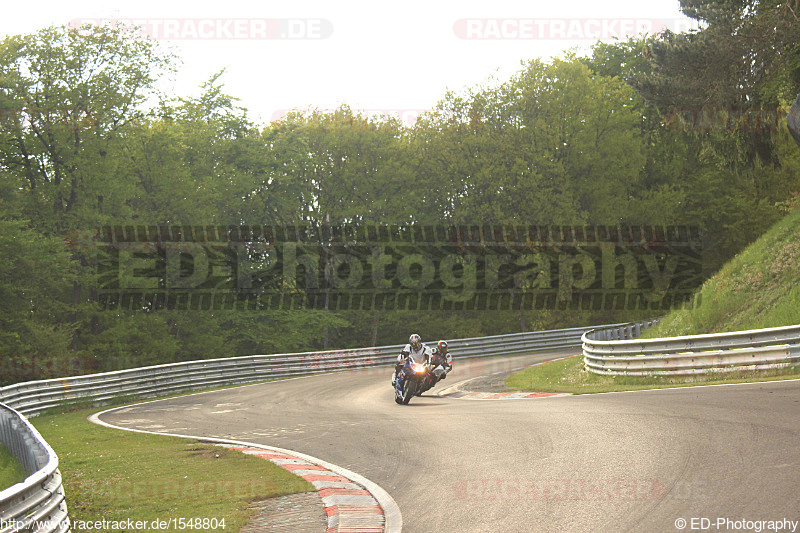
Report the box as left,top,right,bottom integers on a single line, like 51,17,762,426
0,322,627,529
583,322,800,376
0,404,69,533
2,320,797,531
0,324,615,417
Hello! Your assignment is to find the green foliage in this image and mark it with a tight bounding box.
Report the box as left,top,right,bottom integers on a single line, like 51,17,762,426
267,106,414,225
0,24,176,232
0,444,28,489
0,217,76,356
0,19,798,381
414,57,646,225
645,207,800,337
505,353,800,394
627,0,800,203
33,409,314,531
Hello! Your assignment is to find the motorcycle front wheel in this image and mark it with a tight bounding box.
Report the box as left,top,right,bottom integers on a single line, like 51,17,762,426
402,379,415,405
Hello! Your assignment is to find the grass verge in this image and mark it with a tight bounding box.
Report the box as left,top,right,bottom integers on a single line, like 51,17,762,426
644,207,800,338
31,409,314,532
505,356,800,394
0,443,28,490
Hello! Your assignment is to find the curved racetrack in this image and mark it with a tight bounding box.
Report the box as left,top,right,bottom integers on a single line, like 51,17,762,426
99,350,800,532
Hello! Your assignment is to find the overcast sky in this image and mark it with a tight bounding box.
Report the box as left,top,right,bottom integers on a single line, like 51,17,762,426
4,1,699,126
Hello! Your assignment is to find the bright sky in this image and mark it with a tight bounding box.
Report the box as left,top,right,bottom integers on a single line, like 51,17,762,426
3,1,698,126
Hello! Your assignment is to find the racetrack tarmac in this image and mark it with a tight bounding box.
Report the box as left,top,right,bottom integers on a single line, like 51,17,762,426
100,350,800,532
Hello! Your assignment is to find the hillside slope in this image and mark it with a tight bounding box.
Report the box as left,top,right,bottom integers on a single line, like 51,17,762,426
646,207,800,337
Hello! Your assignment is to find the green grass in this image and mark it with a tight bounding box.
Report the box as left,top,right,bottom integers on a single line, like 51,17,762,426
645,207,800,338
31,409,314,532
507,209,800,394
0,443,28,490
505,355,800,394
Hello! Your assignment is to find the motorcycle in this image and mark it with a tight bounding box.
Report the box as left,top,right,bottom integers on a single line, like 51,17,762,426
394,358,431,405
415,352,447,396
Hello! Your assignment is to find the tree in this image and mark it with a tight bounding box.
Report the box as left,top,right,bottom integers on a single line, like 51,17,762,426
630,0,800,170
0,24,176,232
265,106,415,225
416,57,646,225
0,174,76,361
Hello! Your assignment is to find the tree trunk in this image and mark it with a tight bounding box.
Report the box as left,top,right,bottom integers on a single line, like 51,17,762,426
71,281,81,351
789,93,800,150
371,313,380,346
322,212,331,350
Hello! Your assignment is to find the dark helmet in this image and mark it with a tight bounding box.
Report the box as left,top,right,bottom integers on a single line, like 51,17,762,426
409,333,422,351
437,340,448,353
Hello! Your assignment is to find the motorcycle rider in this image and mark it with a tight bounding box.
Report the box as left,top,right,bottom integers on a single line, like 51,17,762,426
430,340,453,382
392,333,432,386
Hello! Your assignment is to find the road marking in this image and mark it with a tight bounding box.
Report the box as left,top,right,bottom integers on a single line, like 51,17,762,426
88,405,403,533
440,390,570,400
436,355,576,400
580,377,800,397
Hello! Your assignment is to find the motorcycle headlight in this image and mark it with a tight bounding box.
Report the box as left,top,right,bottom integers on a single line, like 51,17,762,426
412,363,425,373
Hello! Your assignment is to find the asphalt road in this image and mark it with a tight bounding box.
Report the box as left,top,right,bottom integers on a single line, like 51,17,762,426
100,350,800,533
